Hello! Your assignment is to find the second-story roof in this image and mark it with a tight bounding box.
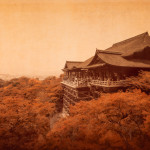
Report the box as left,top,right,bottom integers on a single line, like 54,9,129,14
105,32,150,57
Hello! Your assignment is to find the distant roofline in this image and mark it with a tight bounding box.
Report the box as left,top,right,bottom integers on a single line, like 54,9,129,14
96,31,150,55
66,61,83,63
62,31,150,71
112,32,149,47
96,48,122,55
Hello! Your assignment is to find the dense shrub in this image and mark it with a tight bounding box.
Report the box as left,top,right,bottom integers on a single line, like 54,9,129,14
46,89,150,150
0,76,62,150
127,71,150,93
0,71,150,150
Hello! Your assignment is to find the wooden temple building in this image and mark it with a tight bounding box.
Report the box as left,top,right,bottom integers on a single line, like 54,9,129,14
61,32,150,111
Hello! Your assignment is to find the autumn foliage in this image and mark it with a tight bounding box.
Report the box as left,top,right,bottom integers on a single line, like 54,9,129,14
0,76,63,150
127,71,150,93
46,89,150,150
0,72,150,150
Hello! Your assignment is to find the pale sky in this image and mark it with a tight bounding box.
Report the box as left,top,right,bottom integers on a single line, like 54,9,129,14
0,0,150,77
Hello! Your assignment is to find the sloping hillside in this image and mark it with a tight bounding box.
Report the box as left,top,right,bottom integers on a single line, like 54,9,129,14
0,72,150,150
0,76,63,150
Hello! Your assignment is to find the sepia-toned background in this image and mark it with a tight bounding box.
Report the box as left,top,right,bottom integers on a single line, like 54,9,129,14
0,0,150,77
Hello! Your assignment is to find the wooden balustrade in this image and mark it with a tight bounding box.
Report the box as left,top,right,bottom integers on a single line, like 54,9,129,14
62,79,88,88
62,78,128,88
91,80,128,87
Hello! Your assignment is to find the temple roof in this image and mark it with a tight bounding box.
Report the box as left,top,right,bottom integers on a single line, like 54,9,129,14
90,32,150,68
62,32,150,71
76,56,94,69
63,61,83,70
104,32,150,57
96,52,150,68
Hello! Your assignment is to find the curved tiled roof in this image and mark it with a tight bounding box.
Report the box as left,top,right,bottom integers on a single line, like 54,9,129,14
97,53,150,68
104,32,150,57
62,32,150,71
76,56,94,69
93,32,150,68
63,61,83,70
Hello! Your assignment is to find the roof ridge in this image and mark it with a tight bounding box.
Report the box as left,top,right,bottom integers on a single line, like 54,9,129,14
66,61,83,63
96,49,122,55
112,32,149,47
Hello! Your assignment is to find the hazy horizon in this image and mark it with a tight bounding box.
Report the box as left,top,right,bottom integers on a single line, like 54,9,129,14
0,0,150,77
